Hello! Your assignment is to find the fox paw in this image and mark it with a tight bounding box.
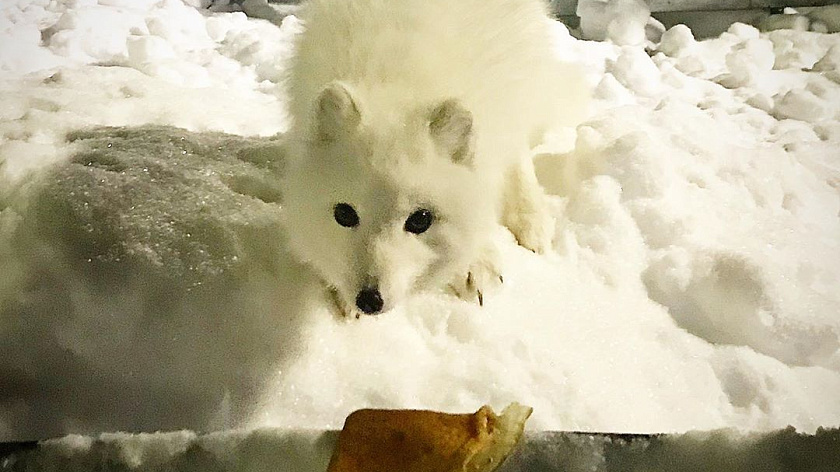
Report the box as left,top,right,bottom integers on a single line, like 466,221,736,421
450,246,503,306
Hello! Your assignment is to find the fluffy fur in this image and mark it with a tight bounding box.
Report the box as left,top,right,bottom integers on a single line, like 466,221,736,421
283,0,587,316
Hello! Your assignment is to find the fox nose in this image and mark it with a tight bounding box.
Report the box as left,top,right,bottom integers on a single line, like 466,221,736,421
355,288,384,315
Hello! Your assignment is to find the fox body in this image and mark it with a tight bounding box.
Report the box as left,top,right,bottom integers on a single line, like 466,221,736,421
283,0,587,316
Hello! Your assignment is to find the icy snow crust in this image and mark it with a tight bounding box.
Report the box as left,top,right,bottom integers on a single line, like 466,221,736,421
1,0,839,444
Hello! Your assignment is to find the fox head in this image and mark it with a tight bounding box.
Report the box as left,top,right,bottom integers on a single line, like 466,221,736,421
283,81,496,315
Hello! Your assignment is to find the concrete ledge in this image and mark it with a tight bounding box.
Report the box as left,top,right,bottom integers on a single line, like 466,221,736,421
2,427,838,471
267,0,840,16
645,0,837,13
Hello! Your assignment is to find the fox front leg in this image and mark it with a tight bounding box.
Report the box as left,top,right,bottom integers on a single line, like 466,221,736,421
502,155,555,254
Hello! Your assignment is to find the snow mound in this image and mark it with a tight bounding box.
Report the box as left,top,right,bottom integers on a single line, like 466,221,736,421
759,5,840,34
577,0,652,46
1,126,314,439
1,428,335,472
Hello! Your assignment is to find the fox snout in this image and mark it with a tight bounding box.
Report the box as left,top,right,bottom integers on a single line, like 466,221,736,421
355,287,384,315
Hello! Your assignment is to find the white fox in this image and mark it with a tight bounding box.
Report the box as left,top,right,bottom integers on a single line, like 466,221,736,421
282,0,587,316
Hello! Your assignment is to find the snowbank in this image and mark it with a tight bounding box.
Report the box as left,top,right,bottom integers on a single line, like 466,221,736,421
1,0,839,456
760,5,840,34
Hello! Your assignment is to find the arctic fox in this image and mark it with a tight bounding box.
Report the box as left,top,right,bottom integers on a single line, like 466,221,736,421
283,0,587,317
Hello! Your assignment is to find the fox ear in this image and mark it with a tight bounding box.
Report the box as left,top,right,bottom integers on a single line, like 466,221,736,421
315,81,361,142
428,99,474,166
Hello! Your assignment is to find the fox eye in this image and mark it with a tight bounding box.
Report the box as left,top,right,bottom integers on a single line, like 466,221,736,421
404,209,434,234
334,203,359,228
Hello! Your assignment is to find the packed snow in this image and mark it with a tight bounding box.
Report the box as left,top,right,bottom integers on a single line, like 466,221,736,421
1,0,839,458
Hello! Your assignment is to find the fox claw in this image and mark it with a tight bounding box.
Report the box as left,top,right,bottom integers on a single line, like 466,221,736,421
328,287,363,319
451,245,503,307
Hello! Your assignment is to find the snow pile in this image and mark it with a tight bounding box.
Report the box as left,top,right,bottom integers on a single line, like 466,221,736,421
1,0,839,455
0,0,299,183
2,428,336,472
0,126,309,440
576,0,652,46
759,5,840,34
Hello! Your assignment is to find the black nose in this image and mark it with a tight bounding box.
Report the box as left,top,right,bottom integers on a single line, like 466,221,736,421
355,288,384,314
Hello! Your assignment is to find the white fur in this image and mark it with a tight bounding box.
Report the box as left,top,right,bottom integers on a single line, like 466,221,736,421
283,0,588,316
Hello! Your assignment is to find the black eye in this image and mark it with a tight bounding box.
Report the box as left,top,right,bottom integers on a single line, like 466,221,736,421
404,209,434,234
334,203,359,227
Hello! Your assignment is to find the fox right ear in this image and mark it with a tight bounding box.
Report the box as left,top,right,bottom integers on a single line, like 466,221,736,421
315,81,361,142
428,99,474,166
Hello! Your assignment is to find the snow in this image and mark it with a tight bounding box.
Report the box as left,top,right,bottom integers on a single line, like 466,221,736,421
0,0,839,467
759,6,840,35
577,0,651,46
3,428,336,471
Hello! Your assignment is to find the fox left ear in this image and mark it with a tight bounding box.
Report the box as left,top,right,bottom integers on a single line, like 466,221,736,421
428,99,474,166
315,81,361,142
